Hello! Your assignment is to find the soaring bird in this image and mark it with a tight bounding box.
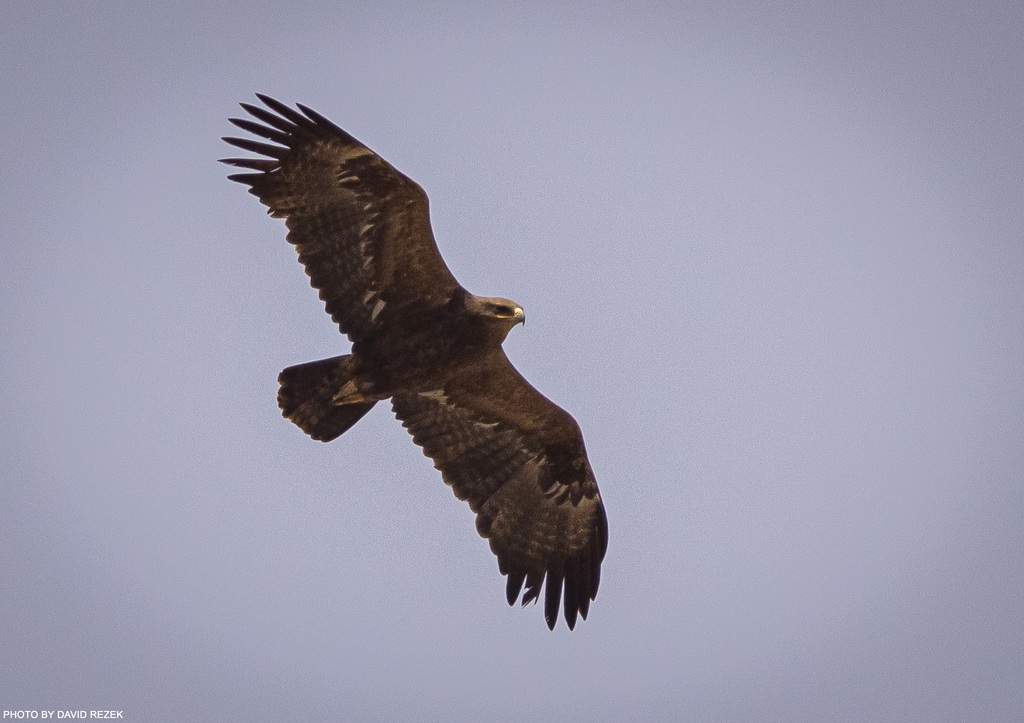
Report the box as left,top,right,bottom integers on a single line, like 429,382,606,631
222,95,607,629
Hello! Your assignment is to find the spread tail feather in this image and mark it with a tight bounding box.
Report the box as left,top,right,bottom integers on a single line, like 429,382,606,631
277,355,376,442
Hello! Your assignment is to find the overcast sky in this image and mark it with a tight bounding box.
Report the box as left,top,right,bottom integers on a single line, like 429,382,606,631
2,1,1022,720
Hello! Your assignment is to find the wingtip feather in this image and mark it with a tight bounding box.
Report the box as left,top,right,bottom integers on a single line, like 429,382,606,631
220,157,278,171
544,571,564,631
225,172,264,185
254,93,310,127
222,136,288,158
505,570,526,607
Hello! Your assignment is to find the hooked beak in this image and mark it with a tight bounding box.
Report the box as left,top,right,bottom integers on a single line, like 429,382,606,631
513,307,526,327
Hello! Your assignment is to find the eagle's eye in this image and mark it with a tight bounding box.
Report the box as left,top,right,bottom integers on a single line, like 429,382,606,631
490,303,518,318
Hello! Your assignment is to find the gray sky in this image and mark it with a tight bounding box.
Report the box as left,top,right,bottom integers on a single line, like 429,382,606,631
2,1,1022,720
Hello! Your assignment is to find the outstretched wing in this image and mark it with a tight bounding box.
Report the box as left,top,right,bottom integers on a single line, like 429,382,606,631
221,94,461,342
391,350,608,630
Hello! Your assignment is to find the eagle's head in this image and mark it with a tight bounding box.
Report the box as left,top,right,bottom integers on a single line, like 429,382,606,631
465,294,526,343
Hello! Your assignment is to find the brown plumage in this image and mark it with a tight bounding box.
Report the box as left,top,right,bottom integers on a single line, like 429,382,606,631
222,94,607,630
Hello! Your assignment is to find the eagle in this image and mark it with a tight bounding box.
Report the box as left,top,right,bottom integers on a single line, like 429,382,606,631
222,94,607,630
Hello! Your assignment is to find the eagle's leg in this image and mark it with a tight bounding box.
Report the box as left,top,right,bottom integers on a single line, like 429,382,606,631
331,378,369,405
